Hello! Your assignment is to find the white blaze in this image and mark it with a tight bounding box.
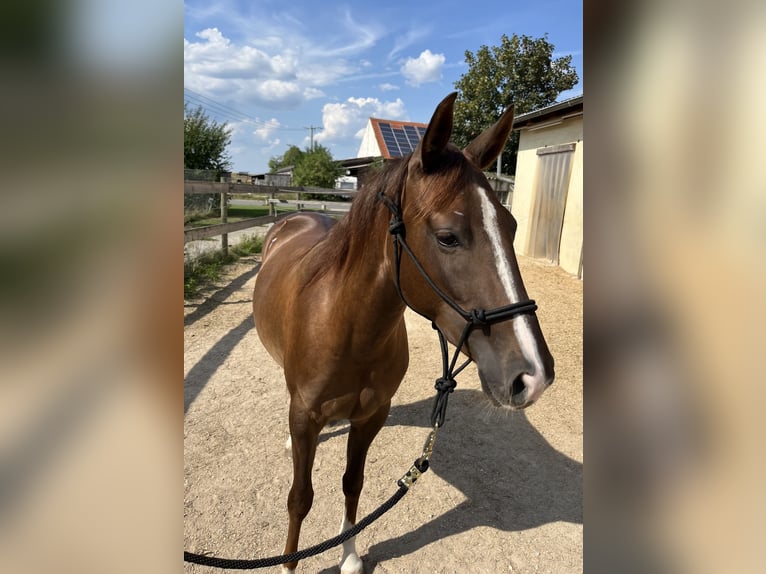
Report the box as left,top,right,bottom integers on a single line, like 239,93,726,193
476,186,548,398
476,186,519,302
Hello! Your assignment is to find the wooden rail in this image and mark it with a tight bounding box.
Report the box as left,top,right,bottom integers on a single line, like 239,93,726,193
184,215,281,242
184,181,354,254
184,181,357,197
268,199,351,214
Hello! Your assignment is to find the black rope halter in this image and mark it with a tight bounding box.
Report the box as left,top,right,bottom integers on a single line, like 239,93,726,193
377,191,539,427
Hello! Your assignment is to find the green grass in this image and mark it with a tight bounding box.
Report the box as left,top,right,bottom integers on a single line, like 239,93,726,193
184,233,264,298
228,206,271,218
185,205,273,228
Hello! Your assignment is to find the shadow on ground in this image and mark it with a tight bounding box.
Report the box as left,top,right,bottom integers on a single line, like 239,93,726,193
317,389,582,572
184,261,260,412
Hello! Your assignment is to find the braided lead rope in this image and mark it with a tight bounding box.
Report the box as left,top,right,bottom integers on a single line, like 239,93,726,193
184,427,440,569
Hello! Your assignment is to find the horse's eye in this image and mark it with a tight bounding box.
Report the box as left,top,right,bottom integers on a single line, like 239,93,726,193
436,232,460,248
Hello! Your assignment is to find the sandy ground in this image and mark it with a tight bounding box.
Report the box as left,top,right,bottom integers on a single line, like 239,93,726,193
184,253,582,573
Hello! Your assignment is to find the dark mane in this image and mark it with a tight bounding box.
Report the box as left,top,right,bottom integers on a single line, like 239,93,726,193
305,147,479,284
305,156,409,283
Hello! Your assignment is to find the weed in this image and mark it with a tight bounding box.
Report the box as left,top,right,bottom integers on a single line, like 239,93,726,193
184,233,264,298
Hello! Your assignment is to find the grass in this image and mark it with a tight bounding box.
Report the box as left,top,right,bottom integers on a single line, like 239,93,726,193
184,233,264,298
185,205,273,227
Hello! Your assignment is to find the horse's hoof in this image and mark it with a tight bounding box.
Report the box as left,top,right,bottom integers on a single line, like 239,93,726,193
340,554,364,574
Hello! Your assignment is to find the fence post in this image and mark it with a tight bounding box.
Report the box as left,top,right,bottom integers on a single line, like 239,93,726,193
220,187,229,256
269,190,276,217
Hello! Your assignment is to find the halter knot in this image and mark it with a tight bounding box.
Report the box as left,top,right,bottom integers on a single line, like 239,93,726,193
434,376,457,394
470,308,488,325
388,218,405,236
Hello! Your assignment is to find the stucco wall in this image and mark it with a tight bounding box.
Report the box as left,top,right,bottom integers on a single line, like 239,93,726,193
356,121,380,157
512,115,583,276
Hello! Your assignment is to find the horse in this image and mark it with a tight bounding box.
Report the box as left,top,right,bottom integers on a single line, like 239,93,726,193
252,92,555,574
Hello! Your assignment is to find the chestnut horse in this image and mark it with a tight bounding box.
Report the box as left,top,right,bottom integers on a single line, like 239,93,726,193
252,93,554,573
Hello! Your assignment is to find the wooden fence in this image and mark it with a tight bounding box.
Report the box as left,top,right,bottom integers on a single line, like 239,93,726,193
184,181,356,256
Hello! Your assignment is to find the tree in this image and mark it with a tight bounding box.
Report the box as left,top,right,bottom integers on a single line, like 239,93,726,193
269,144,343,200
184,104,232,177
268,145,304,172
292,144,342,189
452,34,579,174
184,104,232,214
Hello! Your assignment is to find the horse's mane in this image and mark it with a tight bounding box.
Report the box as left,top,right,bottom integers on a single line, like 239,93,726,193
306,147,477,283
304,157,408,284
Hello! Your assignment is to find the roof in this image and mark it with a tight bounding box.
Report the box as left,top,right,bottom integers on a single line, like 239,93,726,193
513,95,583,130
368,118,429,158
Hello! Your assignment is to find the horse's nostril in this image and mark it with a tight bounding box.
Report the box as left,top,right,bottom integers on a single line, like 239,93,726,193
511,376,526,398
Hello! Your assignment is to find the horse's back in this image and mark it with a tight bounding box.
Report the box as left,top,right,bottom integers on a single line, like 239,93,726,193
253,212,336,365
261,212,335,263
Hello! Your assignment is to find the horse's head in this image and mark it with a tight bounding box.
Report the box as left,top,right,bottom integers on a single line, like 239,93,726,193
395,92,554,410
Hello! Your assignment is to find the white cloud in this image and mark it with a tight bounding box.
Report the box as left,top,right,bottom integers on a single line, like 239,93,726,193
315,97,407,144
253,118,282,141
379,83,399,91
400,49,445,86
184,27,362,109
225,117,283,142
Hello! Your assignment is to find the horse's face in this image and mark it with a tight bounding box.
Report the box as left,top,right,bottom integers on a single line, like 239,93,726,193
399,93,554,409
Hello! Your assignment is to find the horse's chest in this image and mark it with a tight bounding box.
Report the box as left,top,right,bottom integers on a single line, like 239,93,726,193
314,386,382,422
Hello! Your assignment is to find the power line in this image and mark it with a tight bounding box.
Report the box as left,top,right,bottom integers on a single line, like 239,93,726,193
183,88,305,131
184,89,271,128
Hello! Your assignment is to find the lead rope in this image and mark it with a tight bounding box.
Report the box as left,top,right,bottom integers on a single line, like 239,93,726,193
184,426,440,569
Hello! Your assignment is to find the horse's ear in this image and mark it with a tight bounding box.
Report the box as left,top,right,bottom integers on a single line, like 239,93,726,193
463,104,515,170
416,92,458,173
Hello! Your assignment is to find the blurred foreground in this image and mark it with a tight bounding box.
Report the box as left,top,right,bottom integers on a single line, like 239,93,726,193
587,1,766,572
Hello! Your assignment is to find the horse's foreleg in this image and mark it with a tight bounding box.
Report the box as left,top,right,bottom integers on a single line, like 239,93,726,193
339,402,391,574
282,402,322,573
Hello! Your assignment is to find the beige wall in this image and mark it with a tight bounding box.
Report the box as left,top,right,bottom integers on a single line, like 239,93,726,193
357,121,380,157
512,115,583,277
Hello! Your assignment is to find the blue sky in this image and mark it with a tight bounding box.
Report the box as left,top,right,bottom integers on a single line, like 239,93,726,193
184,0,582,173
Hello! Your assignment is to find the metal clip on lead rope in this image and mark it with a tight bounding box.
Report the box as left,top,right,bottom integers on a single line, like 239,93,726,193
397,424,439,489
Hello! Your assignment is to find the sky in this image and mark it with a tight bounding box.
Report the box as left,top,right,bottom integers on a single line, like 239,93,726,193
184,0,583,174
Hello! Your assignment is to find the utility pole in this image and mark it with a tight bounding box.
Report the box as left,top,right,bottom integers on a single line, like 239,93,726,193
305,125,322,151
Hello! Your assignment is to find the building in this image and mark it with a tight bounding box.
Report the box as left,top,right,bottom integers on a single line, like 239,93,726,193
357,118,429,158
511,95,583,277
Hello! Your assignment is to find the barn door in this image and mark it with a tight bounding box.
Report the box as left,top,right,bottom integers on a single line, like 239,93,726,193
526,143,576,263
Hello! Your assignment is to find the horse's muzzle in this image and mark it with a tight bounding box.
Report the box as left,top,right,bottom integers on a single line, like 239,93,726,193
509,369,553,408
480,364,554,410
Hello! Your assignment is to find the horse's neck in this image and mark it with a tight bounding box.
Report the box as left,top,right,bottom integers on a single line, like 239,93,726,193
327,208,406,334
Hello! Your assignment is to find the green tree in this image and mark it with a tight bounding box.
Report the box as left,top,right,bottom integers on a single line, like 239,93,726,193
453,33,579,174
184,104,232,176
268,145,304,172
292,144,341,189
184,104,232,214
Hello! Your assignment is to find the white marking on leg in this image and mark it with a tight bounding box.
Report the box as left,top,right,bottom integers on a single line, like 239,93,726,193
285,434,292,452
281,567,295,574
476,186,548,395
339,515,364,574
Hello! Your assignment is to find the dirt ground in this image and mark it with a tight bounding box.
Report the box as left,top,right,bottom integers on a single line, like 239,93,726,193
184,252,582,574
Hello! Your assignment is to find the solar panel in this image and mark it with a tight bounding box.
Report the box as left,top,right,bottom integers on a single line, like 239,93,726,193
376,121,427,157
403,126,421,150
393,128,410,153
